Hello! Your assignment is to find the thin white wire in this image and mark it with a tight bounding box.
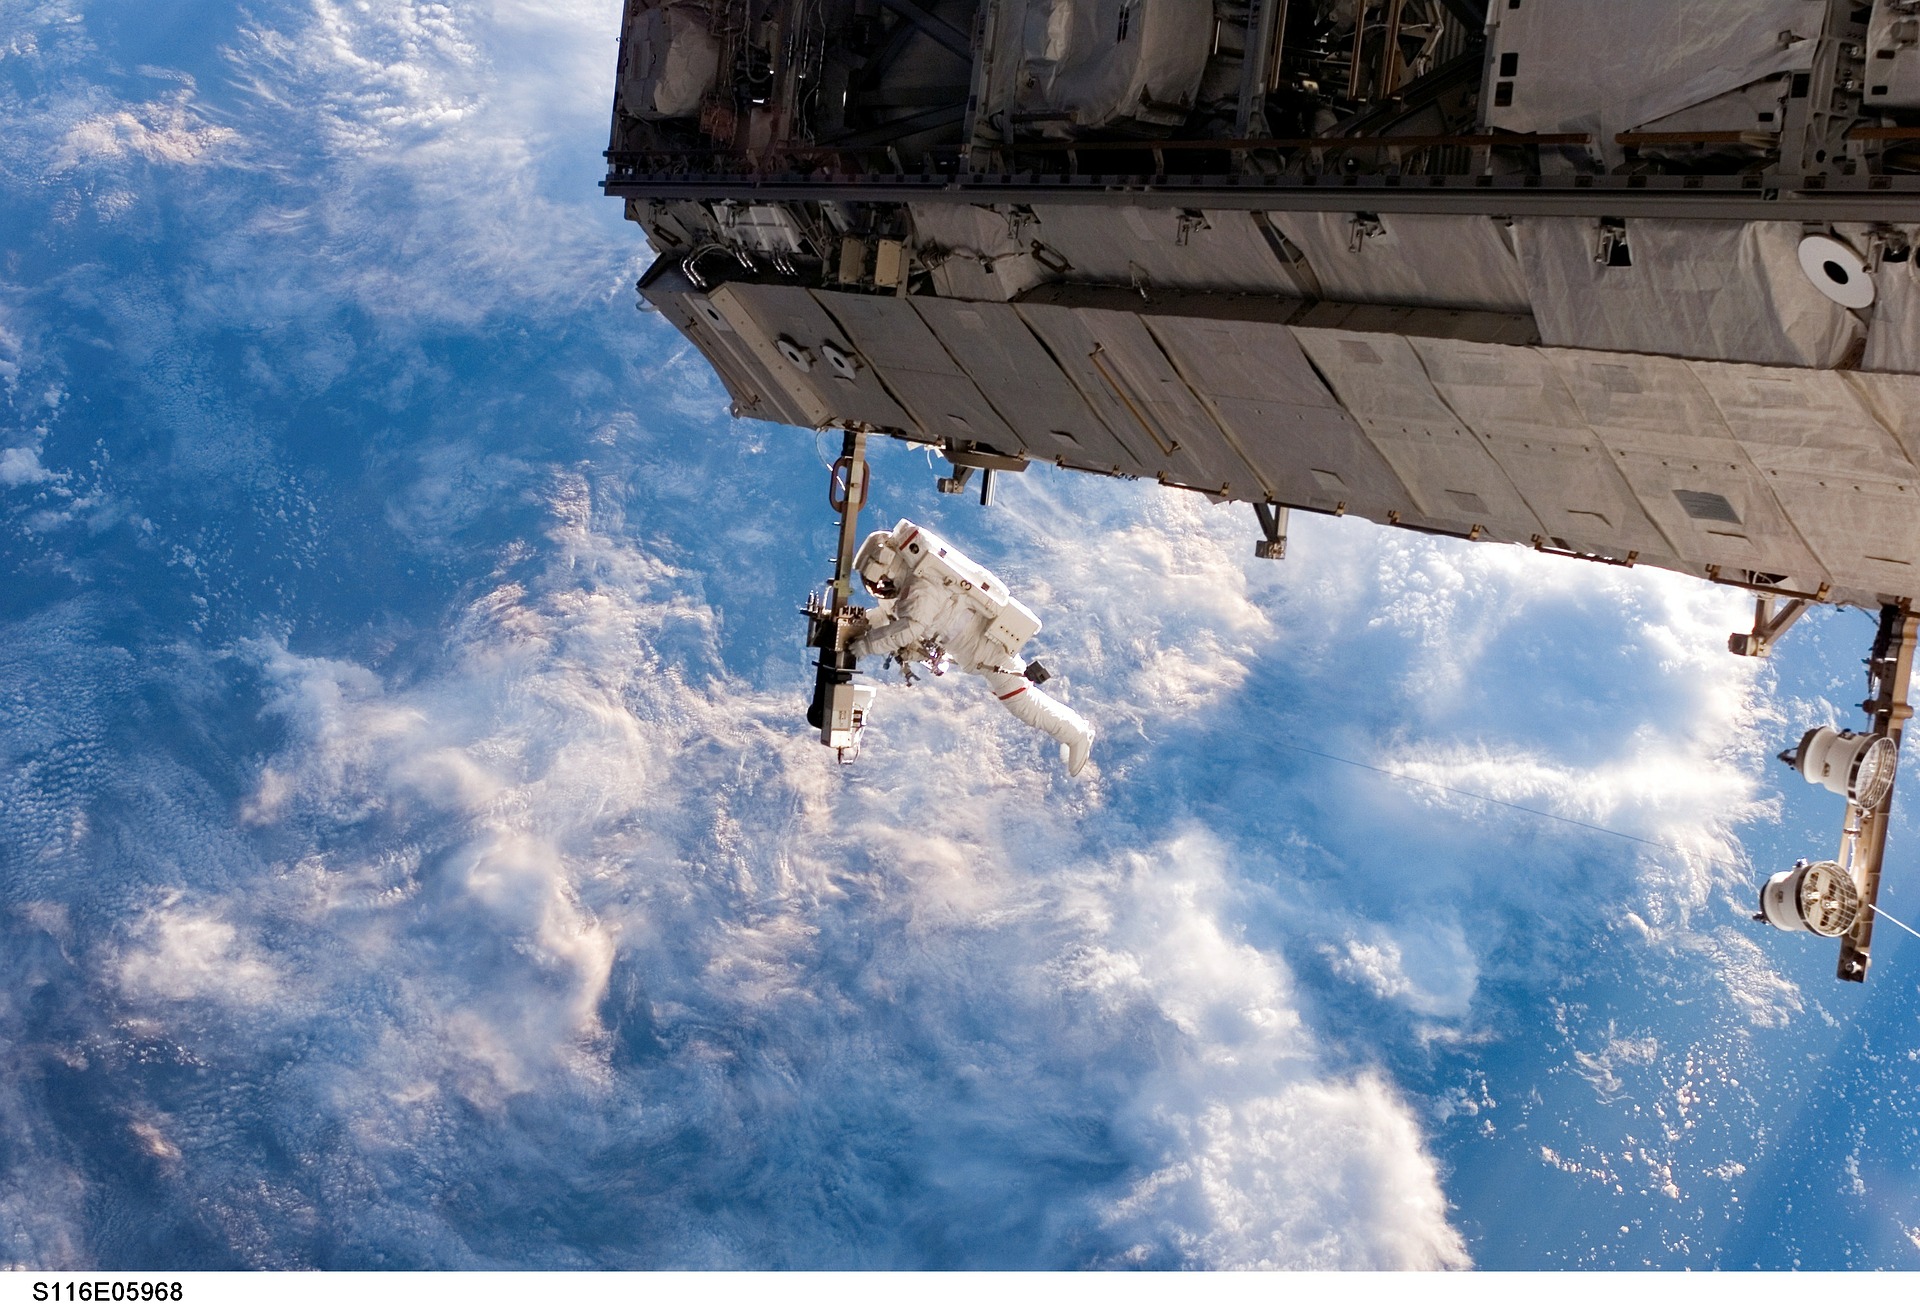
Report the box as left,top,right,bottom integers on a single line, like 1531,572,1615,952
1871,901,1920,943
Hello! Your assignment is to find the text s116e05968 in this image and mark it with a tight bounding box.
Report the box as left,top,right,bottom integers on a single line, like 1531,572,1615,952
32,1284,182,1302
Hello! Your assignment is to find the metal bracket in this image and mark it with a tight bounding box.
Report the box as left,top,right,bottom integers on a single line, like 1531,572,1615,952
1002,204,1037,244
806,429,872,759
1705,565,1831,603
1729,595,1813,657
1249,211,1323,298
941,441,1030,473
1594,218,1631,267
1531,536,1638,568
1777,0,1869,180
1866,224,1912,271
1175,209,1211,247
1836,603,1919,982
1253,501,1290,560
938,442,1026,504
935,463,1000,505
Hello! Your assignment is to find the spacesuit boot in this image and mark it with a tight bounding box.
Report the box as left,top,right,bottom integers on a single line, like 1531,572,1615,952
981,669,1095,777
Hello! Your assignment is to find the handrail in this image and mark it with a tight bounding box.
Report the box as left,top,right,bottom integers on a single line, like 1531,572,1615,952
1616,130,1779,147
1007,132,1593,152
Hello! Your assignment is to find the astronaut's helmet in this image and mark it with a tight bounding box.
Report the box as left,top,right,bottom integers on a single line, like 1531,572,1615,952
854,525,905,594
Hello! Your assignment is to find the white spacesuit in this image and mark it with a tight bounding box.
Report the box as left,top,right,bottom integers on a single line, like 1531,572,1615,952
848,519,1095,777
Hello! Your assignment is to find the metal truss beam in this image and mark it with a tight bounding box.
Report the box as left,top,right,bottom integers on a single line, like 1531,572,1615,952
1838,605,1919,983
873,0,974,61
605,169,1920,223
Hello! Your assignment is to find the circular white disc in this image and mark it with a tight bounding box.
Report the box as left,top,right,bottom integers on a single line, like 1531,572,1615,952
776,337,813,372
1798,234,1876,309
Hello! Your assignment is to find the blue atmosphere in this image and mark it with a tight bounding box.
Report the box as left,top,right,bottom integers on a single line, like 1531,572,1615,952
4,0,1920,1271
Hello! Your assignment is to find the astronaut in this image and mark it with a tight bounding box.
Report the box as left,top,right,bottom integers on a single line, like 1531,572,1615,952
847,519,1095,777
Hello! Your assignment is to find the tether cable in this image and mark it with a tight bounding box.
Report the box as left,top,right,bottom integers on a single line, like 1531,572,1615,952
1870,902,1920,943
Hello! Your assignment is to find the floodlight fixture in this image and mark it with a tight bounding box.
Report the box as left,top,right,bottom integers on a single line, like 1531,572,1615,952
1781,726,1899,810
1757,859,1861,938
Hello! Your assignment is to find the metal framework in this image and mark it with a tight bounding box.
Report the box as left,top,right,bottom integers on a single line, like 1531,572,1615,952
1838,604,1919,982
606,0,1920,221
608,0,1920,981
804,430,873,758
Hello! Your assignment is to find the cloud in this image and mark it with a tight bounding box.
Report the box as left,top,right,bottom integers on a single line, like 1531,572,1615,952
1293,525,1778,948
95,469,1458,1269
115,900,280,1006
1084,835,1467,1269
0,311,20,397
52,90,238,169
1103,1072,1468,1269
0,446,52,487
1048,488,1782,1018
1570,1023,1659,1102
1324,925,1479,1019
994,482,1278,723
3,0,640,324
256,0,485,154
210,0,644,325
1,908,93,1269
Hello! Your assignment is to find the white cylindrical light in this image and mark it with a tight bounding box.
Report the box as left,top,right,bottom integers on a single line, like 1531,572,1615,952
1850,734,1899,809
1790,726,1899,808
1758,859,1860,937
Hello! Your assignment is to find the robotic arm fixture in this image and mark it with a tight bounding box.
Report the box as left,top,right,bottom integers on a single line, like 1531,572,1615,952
804,430,878,760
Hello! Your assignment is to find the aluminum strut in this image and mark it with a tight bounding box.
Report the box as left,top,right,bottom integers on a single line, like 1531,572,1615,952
1253,501,1289,560
805,430,872,756
1728,595,1814,658
1837,604,1918,982
828,429,870,612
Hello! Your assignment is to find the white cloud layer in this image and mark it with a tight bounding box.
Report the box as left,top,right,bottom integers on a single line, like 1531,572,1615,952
177,472,1469,1267
213,0,643,324
4,432,1768,1267
0,0,1853,1270
53,90,238,169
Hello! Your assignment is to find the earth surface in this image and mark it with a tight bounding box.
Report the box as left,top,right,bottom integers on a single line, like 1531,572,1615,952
4,0,1920,1271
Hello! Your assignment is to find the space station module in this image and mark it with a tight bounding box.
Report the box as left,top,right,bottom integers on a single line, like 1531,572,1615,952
848,520,1094,777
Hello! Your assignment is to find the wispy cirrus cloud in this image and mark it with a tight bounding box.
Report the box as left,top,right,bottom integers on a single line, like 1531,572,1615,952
211,0,641,325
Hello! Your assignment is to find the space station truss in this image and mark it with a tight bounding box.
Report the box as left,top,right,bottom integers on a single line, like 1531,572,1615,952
607,0,1920,980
